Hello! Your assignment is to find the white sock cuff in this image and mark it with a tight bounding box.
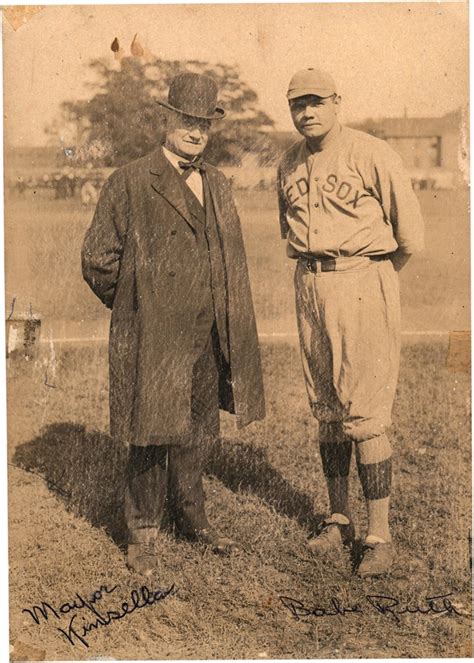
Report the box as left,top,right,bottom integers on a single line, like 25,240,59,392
328,513,351,526
365,534,388,545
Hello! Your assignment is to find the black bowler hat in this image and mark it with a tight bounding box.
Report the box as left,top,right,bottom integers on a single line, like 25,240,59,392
157,72,226,120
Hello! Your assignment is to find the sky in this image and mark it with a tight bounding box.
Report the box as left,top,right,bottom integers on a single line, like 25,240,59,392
3,2,469,147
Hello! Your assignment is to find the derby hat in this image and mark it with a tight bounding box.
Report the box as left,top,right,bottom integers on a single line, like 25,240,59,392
157,72,226,120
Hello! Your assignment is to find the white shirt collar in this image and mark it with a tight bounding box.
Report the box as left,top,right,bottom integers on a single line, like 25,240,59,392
161,145,204,205
162,145,185,171
162,146,203,171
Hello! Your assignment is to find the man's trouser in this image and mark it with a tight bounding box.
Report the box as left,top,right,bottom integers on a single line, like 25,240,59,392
294,255,401,442
125,307,220,544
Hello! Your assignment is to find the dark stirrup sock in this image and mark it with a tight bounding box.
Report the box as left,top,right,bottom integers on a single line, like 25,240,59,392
355,434,392,500
357,457,392,500
320,437,352,479
319,423,353,519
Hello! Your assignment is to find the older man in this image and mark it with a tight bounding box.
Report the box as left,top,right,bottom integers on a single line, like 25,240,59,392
82,73,265,575
277,68,424,577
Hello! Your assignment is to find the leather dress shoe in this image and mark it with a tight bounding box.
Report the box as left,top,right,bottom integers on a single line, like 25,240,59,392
193,528,242,555
126,542,159,576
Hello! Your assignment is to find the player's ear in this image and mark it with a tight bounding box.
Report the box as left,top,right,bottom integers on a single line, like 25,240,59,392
333,94,342,114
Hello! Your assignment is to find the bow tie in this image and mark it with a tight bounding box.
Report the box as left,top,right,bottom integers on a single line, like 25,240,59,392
178,157,206,179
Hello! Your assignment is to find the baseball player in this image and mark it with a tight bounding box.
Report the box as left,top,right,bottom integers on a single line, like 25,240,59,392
277,68,424,577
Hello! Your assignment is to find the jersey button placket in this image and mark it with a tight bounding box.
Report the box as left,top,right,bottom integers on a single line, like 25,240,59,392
307,153,322,252
309,176,320,244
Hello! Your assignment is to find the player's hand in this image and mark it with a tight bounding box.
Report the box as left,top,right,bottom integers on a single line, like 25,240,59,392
390,250,411,272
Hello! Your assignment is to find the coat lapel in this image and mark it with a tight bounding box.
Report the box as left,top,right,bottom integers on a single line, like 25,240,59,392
149,147,196,232
203,168,224,227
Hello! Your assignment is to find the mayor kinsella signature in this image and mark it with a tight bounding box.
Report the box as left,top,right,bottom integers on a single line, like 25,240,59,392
22,582,175,648
280,592,464,623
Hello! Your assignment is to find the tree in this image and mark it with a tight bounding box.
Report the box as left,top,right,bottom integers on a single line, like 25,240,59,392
52,56,274,167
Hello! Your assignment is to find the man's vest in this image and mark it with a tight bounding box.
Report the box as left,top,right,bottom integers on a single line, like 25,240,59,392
176,170,230,363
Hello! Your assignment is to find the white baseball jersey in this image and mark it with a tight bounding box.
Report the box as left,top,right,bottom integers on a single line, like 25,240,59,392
277,125,424,259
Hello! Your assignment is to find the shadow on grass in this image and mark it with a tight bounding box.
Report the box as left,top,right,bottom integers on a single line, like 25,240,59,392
13,422,128,546
206,437,324,532
13,423,324,546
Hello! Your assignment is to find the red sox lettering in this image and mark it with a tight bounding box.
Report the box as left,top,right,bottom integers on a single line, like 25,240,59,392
283,173,363,209
321,174,363,208
283,176,309,205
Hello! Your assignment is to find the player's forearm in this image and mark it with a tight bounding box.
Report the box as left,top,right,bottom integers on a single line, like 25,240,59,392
392,200,425,256
373,149,425,256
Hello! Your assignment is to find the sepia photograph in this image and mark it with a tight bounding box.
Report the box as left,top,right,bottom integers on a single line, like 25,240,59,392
3,2,471,660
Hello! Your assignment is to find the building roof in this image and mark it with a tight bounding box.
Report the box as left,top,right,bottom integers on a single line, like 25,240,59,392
368,109,462,138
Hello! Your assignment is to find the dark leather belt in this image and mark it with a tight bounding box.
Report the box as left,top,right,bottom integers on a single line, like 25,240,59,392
299,254,389,274
302,257,337,273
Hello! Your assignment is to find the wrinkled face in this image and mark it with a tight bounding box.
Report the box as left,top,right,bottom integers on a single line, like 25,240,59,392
289,94,340,139
164,111,211,159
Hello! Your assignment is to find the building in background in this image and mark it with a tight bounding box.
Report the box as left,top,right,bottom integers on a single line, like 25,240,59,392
352,109,466,189
6,109,466,193
222,109,466,190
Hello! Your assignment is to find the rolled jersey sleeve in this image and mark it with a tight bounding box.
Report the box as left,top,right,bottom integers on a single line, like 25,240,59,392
81,169,129,309
372,144,425,255
277,165,290,240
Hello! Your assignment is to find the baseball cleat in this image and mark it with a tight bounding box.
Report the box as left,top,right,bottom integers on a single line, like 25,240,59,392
308,515,355,555
357,541,394,578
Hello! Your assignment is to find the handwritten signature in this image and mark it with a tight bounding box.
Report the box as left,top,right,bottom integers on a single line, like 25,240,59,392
23,582,175,648
280,593,464,623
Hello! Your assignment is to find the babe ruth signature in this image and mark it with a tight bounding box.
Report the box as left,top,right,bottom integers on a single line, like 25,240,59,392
280,592,465,623
22,582,175,648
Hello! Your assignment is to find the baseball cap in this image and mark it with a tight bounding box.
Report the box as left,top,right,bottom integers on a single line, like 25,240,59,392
287,68,337,100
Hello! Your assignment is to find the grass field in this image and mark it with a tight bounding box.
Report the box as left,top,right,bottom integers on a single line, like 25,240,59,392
6,187,471,659
8,340,471,659
4,187,470,336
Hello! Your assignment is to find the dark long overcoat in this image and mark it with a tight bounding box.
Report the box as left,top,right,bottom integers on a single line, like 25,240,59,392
82,147,265,445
